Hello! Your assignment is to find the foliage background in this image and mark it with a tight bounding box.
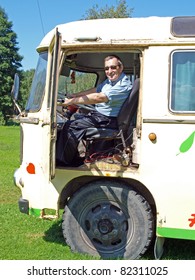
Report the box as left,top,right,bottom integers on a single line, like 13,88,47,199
0,7,22,124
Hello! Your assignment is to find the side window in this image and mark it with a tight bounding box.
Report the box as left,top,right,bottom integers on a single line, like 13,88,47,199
170,51,195,112
58,71,97,98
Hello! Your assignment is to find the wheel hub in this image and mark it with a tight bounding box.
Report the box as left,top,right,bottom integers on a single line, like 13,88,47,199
84,203,128,247
98,219,114,234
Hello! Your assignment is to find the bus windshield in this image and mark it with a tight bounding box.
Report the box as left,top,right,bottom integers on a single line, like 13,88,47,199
25,52,48,112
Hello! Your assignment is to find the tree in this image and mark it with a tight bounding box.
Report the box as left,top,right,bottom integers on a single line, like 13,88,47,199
82,0,133,19
0,7,23,124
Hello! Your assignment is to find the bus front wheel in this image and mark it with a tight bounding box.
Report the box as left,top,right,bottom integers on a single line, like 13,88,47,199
62,180,154,259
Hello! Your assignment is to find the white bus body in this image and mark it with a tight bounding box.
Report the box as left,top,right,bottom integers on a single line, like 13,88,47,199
13,16,195,259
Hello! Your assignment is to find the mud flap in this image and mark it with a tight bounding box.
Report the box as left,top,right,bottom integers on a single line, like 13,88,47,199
154,236,165,259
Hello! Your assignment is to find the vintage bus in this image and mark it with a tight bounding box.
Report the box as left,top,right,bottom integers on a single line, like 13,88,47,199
12,16,195,259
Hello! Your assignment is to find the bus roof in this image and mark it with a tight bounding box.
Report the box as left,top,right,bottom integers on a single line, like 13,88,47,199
37,16,195,51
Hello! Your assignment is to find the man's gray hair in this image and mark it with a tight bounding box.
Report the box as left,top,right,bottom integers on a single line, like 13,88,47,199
104,55,123,67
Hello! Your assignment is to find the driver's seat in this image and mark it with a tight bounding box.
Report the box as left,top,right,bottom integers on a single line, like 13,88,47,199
83,78,140,165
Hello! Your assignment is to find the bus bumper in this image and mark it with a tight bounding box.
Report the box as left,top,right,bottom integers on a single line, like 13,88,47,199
13,168,24,189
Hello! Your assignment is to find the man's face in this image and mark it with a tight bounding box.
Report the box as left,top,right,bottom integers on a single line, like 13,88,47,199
104,57,123,82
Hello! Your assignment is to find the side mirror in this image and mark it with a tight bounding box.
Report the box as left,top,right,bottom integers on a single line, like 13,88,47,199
11,73,20,100
11,73,21,114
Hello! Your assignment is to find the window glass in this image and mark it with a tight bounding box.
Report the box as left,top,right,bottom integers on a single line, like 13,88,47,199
170,51,195,112
58,70,97,99
25,52,47,112
171,17,195,37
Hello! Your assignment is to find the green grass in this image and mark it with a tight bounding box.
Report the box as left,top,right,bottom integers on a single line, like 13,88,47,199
0,125,93,260
0,125,195,260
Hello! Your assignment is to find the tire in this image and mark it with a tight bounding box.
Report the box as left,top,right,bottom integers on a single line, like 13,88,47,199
62,180,154,259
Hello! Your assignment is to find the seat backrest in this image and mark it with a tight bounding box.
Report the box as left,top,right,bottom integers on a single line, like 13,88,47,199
117,78,140,132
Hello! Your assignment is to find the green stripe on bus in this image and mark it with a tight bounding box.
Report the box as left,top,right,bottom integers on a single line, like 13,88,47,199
29,208,41,217
157,227,195,240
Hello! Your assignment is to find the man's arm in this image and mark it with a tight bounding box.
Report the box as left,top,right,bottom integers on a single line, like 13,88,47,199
61,92,108,107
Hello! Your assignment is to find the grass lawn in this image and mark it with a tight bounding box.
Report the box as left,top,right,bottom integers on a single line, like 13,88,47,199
0,125,195,260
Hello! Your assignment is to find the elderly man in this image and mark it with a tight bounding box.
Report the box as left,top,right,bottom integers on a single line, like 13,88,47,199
56,55,132,166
